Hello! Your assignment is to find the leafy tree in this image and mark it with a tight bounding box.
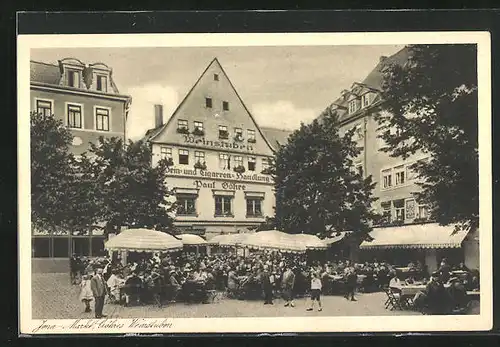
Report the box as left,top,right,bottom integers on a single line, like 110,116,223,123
273,108,379,239
30,111,94,232
376,44,478,231
77,137,176,235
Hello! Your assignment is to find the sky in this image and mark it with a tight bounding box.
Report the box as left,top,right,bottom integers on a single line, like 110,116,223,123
31,45,404,140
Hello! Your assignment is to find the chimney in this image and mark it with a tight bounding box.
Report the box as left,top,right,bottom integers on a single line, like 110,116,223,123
154,104,163,128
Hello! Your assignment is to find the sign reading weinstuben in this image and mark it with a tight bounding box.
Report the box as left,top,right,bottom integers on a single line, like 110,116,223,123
183,135,254,152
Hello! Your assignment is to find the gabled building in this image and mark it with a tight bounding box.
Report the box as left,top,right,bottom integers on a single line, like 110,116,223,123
320,47,479,272
30,58,132,155
144,58,291,238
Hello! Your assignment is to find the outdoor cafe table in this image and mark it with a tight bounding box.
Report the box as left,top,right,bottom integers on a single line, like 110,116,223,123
390,283,479,298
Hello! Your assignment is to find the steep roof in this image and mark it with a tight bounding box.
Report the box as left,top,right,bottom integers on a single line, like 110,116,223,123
362,47,410,90
30,59,122,95
261,127,294,151
30,60,61,85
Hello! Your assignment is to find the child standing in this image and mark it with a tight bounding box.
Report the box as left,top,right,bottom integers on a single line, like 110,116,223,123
79,274,94,313
306,271,323,312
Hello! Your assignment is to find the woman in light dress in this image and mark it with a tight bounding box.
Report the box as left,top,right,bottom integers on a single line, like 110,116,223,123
79,274,94,313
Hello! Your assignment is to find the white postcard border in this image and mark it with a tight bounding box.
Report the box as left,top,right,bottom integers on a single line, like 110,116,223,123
18,31,493,334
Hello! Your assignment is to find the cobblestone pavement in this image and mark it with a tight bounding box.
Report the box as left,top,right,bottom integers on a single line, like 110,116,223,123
33,273,422,319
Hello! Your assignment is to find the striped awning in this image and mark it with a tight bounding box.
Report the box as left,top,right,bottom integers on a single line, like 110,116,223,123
359,223,469,250
178,234,207,246
104,228,183,252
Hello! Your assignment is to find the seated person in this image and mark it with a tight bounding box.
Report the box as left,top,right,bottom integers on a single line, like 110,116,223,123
453,262,471,273
447,276,468,309
423,272,452,314
389,272,402,287
123,272,143,305
106,269,124,303
437,258,452,283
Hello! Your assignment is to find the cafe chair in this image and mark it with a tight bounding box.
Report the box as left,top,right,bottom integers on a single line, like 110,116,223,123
383,287,404,310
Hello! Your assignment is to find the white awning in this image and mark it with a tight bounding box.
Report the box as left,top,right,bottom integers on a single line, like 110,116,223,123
359,223,469,250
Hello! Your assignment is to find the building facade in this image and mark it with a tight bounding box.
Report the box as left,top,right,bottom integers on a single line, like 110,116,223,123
145,58,291,239
321,48,479,272
30,58,132,260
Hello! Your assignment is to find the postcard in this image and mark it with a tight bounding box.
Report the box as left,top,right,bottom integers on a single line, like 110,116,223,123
18,31,492,334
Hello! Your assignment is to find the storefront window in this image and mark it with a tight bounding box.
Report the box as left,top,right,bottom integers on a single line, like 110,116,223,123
177,195,197,215
73,238,90,256
33,238,51,257
53,237,69,258
91,237,106,257
246,198,262,217
215,196,232,216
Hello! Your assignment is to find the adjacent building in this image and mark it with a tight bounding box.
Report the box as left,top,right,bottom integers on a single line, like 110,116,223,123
144,58,292,239
321,47,479,272
30,58,132,262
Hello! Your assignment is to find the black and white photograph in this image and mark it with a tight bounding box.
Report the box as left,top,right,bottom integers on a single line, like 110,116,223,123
18,32,492,334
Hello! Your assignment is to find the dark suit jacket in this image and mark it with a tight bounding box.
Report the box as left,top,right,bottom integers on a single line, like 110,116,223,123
91,274,107,297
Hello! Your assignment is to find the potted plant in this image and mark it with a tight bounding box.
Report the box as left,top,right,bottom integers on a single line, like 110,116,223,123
194,161,207,170
233,165,246,174
177,127,190,135
192,127,205,136
219,130,229,139
234,134,244,142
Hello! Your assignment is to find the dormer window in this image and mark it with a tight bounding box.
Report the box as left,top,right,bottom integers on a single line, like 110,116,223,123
361,93,370,108
348,99,358,114
67,70,80,88
96,75,108,92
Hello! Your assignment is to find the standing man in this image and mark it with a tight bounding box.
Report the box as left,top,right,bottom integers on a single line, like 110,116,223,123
90,267,108,318
262,265,273,305
282,264,296,307
344,266,357,301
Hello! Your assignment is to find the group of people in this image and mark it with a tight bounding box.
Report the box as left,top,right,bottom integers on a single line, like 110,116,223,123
72,251,479,317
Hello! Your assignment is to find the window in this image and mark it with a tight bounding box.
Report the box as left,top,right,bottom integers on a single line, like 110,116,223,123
248,157,256,171
234,127,243,140
361,93,370,108
395,165,405,185
195,151,205,163
246,198,262,217
223,101,229,111
67,104,82,129
262,158,270,172
382,169,392,189
178,119,188,130
348,99,358,114
96,75,107,92
247,129,256,143
205,97,213,108
178,149,189,165
67,70,80,87
417,204,428,219
160,147,172,160
177,195,197,216
394,199,405,221
214,73,219,81
95,107,110,131
215,196,232,216
381,202,392,223
219,153,230,170
234,156,243,167
36,99,52,117
219,125,228,139
405,199,416,220
194,121,203,132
